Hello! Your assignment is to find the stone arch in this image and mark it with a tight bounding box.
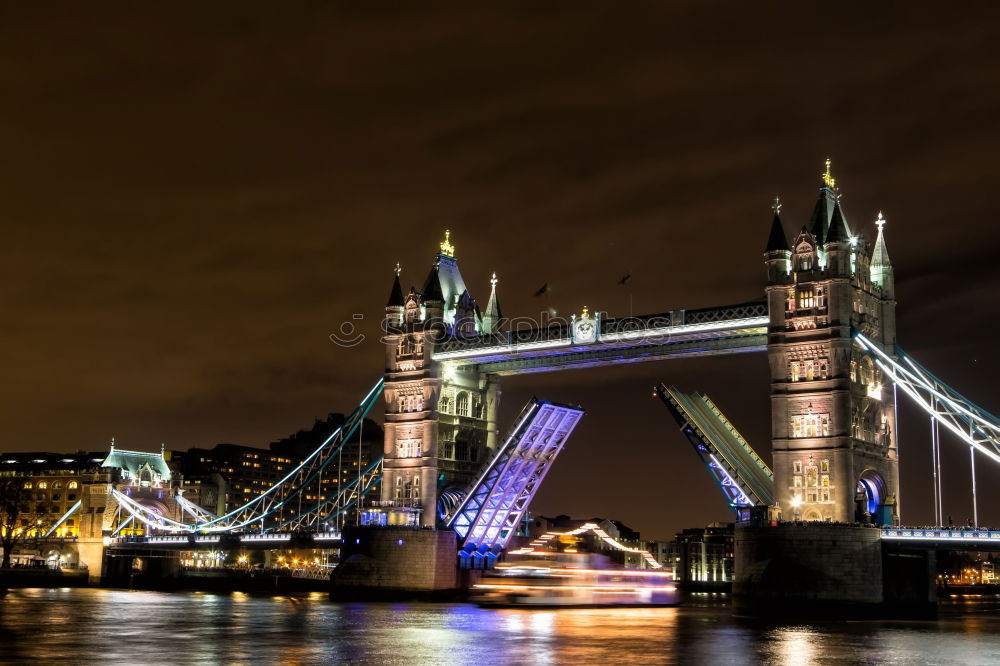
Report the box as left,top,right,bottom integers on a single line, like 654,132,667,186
856,469,887,523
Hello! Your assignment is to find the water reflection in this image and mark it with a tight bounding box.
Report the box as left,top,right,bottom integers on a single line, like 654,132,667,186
2,590,1000,664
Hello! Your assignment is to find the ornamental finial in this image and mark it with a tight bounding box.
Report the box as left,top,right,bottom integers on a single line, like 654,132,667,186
490,272,498,288
876,211,886,231
772,196,782,215
822,158,836,190
394,261,401,276
440,230,456,257
581,305,590,319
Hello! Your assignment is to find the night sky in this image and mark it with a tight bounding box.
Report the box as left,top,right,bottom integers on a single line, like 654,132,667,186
3,4,999,539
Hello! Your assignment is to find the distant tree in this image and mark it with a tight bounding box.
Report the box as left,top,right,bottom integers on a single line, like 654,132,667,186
0,477,47,569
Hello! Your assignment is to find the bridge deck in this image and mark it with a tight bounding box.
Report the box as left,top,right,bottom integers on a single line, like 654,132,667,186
881,527,1000,550
657,384,775,510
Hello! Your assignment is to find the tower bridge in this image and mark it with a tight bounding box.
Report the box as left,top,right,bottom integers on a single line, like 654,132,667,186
35,161,999,611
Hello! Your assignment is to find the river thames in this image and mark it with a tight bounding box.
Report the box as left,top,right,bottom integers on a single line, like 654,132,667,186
2,589,999,664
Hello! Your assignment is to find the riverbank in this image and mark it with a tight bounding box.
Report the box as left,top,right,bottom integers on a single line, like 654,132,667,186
0,567,331,593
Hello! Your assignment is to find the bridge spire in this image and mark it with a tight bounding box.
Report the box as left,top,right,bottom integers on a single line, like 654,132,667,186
870,212,893,291
765,198,789,253
808,158,841,244
385,262,404,308
481,272,502,334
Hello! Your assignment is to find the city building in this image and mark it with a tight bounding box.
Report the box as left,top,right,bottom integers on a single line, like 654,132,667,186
168,414,382,521
0,451,110,539
667,522,734,587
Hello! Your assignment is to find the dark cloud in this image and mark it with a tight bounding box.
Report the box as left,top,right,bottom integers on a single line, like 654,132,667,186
2,3,999,538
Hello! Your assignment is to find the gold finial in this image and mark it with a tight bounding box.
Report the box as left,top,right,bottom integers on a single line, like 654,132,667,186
440,229,456,257
822,158,836,190
490,271,498,288
394,261,401,276
581,305,590,319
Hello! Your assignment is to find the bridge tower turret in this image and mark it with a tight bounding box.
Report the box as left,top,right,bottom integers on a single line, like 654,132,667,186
765,161,899,525
381,232,501,528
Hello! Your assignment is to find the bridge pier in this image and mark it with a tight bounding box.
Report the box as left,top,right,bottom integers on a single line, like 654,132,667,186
76,538,107,585
330,526,461,601
734,522,936,619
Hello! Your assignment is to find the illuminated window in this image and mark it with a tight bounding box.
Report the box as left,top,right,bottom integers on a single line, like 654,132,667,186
790,361,800,382
821,460,830,473
805,361,814,381
806,467,818,487
798,288,815,308
821,475,830,487
793,476,802,488
23,482,32,489
68,481,78,489
37,482,48,489
799,255,813,271
397,439,421,458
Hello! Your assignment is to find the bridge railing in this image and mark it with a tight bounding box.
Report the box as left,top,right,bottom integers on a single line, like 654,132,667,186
881,528,1000,542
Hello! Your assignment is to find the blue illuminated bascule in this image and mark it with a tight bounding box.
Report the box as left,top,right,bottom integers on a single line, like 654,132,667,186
41,161,1000,615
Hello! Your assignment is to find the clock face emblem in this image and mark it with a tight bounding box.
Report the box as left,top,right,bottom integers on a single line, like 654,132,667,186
574,318,596,343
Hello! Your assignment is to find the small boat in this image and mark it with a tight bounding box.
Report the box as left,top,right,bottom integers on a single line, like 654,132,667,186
473,553,677,608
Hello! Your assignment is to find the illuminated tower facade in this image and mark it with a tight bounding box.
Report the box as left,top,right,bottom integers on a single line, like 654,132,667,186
381,232,502,528
764,161,899,524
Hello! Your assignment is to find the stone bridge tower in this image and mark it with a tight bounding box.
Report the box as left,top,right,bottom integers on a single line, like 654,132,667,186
764,161,899,524
381,232,501,528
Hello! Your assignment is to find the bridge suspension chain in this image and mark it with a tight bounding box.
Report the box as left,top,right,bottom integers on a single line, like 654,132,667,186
855,333,1000,465
109,379,385,535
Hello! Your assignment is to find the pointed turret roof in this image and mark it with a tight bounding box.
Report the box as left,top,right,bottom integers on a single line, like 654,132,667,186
386,264,404,308
870,212,892,282
807,158,840,244
807,191,835,244
421,262,444,302
825,201,852,243
765,212,790,252
482,272,502,333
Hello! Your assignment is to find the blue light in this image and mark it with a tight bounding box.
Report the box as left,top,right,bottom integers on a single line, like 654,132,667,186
397,539,404,546
355,538,360,545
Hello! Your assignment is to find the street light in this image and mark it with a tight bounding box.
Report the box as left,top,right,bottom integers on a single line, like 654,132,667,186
790,495,802,522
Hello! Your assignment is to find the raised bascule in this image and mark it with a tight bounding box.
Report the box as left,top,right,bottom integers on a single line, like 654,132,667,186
43,161,1000,613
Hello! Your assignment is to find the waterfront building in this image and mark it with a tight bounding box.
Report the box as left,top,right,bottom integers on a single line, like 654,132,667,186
0,451,110,539
667,522,734,586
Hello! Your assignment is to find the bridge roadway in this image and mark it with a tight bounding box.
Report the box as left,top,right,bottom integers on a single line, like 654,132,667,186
881,527,1000,550
108,532,342,551
103,526,1000,553
432,301,768,375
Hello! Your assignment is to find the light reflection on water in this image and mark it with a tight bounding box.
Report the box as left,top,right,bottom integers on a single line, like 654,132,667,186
2,589,1000,665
